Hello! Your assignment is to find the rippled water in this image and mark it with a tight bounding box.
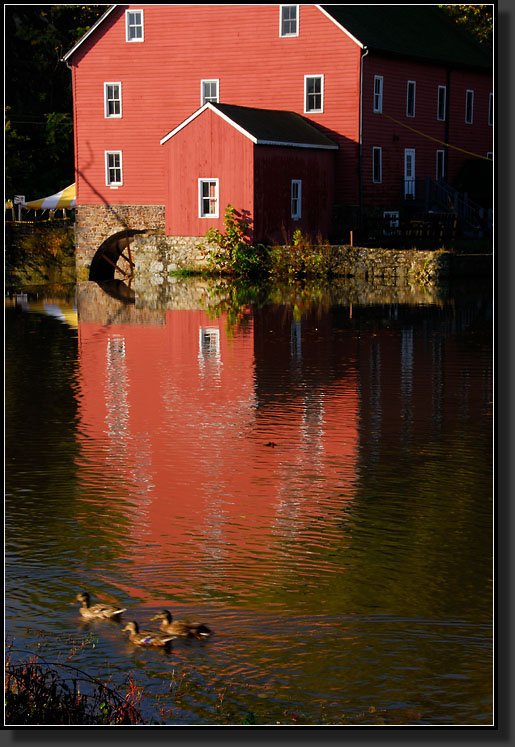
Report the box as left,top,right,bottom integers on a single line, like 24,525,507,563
5,278,493,725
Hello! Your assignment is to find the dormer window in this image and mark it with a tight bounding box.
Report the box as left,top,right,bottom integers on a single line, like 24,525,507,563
280,5,298,37
126,9,144,42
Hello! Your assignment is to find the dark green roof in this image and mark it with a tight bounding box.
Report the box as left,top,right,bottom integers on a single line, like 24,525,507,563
211,103,338,149
322,5,492,71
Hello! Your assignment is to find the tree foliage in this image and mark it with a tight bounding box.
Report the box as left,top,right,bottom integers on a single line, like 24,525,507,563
5,5,109,200
439,4,493,46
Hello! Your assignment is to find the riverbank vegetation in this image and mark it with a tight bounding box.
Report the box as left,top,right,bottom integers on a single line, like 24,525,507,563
5,223,76,286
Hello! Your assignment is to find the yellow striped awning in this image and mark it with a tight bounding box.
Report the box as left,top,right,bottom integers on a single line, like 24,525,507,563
24,184,76,210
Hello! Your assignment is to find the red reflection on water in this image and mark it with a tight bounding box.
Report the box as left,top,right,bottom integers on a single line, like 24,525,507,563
75,295,358,598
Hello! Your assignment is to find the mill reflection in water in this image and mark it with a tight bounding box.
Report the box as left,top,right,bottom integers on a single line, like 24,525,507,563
5,277,493,725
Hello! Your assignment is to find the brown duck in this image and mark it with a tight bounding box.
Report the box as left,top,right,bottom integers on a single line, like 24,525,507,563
122,621,175,647
75,592,126,620
151,610,212,639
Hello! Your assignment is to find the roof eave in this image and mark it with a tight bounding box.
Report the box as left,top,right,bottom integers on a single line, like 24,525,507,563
61,5,118,63
315,5,364,48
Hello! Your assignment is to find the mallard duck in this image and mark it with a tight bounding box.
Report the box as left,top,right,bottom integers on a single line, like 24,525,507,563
150,610,212,639
75,592,126,620
122,621,175,647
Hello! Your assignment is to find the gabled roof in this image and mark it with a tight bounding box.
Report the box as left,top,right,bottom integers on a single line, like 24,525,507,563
160,102,339,150
62,4,492,74
62,5,118,62
319,5,493,71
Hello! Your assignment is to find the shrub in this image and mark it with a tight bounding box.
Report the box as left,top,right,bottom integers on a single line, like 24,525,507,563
200,204,269,278
5,653,147,725
269,229,329,279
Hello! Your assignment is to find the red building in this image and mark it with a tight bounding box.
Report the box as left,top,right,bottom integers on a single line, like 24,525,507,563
63,5,493,266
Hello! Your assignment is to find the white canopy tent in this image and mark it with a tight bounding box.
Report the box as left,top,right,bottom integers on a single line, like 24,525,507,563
22,183,76,212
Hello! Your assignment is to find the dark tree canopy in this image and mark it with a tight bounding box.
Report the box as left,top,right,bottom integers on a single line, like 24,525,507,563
5,5,109,201
439,4,494,47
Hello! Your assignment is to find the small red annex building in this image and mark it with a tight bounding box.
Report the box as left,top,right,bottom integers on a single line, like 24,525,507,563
160,102,337,243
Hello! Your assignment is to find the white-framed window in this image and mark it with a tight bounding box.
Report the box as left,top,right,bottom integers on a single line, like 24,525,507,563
104,82,122,118
126,9,144,42
406,80,416,118
383,210,399,235
304,75,323,113
489,92,493,126
291,179,302,219
436,149,445,181
201,79,219,105
404,148,416,198
437,85,447,121
373,75,383,113
199,179,219,218
372,147,382,183
465,89,474,124
105,151,123,186
280,5,298,36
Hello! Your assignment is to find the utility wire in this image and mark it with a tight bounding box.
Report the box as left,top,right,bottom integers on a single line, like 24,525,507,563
383,113,493,161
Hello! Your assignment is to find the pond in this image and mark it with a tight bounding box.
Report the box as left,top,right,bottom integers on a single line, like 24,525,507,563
5,276,493,726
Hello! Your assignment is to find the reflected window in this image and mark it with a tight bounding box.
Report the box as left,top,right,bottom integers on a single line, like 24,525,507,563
199,327,220,358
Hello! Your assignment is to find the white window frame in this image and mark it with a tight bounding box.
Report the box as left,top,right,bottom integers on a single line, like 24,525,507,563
291,179,302,219
105,151,123,187
436,149,445,181
280,5,299,37
304,75,324,113
383,210,399,235
489,92,493,126
201,79,219,106
406,80,416,118
404,148,416,198
104,82,122,119
126,9,144,42
372,147,382,183
199,178,219,218
465,89,474,124
437,85,447,121
373,75,383,113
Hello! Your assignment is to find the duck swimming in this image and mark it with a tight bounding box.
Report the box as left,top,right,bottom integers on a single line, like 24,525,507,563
122,621,175,647
75,592,126,620
151,610,212,639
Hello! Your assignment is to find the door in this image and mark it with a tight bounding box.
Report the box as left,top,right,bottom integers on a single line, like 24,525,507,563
404,149,416,198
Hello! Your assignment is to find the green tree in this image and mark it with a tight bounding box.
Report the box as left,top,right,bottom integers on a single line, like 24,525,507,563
5,5,108,201
439,4,493,46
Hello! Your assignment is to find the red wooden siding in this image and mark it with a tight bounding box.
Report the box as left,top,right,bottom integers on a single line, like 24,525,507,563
165,109,335,243
164,108,254,237
361,56,492,208
70,4,362,210
69,4,492,228
254,146,335,244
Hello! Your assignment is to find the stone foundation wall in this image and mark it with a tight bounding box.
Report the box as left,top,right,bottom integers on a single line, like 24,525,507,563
75,204,165,280
133,233,210,305
131,234,491,290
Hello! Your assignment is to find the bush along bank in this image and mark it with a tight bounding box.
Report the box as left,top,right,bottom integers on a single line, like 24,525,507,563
5,222,77,286
198,205,491,285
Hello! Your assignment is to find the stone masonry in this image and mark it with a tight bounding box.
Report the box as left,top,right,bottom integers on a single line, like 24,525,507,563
75,204,165,280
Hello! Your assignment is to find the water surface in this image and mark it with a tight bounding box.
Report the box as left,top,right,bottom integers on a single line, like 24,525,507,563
5,278,493,725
